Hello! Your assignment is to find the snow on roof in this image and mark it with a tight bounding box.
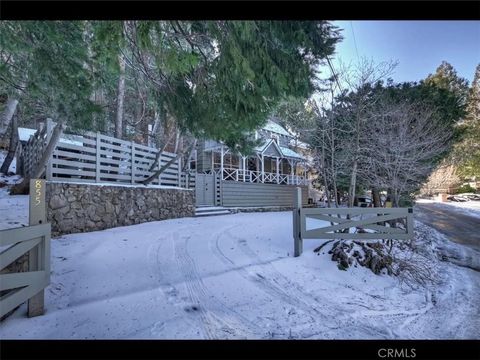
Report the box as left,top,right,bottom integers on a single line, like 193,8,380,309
18,127,84,146
289,138,310,150
279,146,305,160
262,120,291,137
18,128,37,142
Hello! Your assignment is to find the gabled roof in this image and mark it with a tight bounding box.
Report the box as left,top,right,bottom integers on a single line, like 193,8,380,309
262,119,291,137
279,146,305,160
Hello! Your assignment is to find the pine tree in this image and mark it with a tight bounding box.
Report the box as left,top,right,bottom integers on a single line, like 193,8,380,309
454,64,480,178
0,21,99,173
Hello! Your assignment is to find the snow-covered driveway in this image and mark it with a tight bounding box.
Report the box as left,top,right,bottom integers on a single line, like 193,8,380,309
1,212,478,339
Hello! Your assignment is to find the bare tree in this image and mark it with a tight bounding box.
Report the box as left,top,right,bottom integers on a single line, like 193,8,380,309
337,59,398,207
361,98,452,206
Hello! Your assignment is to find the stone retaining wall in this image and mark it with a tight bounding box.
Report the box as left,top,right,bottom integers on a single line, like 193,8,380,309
46,182,195,236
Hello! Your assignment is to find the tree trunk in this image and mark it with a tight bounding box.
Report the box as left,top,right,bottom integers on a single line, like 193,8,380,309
141,139,197,185
348,159,358,207
0,113,19,174
372,187,381,207
115,52,126,139
0,98,19,137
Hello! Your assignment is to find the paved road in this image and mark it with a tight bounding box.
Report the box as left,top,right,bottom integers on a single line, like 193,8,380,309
415,203,480,251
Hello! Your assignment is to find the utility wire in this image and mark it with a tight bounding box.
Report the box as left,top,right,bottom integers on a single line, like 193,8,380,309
350,21,360,60
326,55,343,95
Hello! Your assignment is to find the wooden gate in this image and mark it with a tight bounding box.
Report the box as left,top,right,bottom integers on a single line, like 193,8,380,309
0,223,51,318
0,179,50,318
195,173,215,206
292,188,414,256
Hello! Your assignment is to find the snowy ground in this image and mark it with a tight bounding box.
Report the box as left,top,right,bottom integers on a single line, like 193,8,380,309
0,152,27,230
416,198,480,219
0,207,478,339
1,151,478,339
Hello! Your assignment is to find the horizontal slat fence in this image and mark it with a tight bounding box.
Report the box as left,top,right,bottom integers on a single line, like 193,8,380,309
22,128,195,189
221,181,308,207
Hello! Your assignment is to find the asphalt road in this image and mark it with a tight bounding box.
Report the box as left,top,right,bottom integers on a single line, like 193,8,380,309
415,203,480,251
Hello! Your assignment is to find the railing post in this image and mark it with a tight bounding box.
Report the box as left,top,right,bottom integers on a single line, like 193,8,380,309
45,119,54,181
28,179,46,317
276,157,279,184
178,157,182,187
242,157,246,182
95,132,101,183
131,141,135,184
158,153,162,185
293,186,303,257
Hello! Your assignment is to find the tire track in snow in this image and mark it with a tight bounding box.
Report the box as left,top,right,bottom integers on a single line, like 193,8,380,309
210,226,343,333
211,225,394,338
147,227,264,339
173,232,262,339
228,228,351,317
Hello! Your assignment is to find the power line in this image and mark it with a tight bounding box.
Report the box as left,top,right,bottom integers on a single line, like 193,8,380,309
350,21,360,60
326,55,343,95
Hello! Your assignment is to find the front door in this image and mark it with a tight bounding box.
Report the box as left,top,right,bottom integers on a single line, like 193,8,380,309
195,174,215,206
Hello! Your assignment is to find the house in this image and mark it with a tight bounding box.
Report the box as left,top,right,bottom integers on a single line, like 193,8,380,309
18,118,312,208
191,118,311,207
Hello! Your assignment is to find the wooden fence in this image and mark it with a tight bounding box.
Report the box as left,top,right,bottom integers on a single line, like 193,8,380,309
0,223,51,318
292,188,414,256
21,122,195,189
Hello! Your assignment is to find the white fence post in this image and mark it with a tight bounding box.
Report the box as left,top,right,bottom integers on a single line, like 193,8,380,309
293,187,303,257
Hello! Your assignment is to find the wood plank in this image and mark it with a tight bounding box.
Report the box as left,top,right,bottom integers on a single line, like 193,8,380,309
0,237,42,270
53,150,96,162
49,177,96,183
51,159,96,169
0,271,46,291
0,224,50,247
309,213,407,234
56,143,96,154
52,168,96,177
301,207,410,216
99,174,132,181
98,134,132,147
302,230,412,240
0,277,49,318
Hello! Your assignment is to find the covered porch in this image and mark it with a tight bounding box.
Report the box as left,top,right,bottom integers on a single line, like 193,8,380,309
199,139,309,186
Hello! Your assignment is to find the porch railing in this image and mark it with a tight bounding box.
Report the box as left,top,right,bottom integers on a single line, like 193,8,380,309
211,168,308,185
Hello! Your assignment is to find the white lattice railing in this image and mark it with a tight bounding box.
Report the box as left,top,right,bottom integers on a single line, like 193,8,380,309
217,168,308,185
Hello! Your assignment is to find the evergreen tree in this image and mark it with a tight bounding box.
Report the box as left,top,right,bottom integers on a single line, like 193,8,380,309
454,64,480,178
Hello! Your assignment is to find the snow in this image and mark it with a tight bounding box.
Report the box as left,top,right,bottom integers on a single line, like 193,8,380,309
0,207,478,339
416,198,480,219
17,127,37,142
18,127,85,146
0,150,17,175
262,120,291,137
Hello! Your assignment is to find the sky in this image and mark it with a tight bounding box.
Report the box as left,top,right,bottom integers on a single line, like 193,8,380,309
325,21,480,85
